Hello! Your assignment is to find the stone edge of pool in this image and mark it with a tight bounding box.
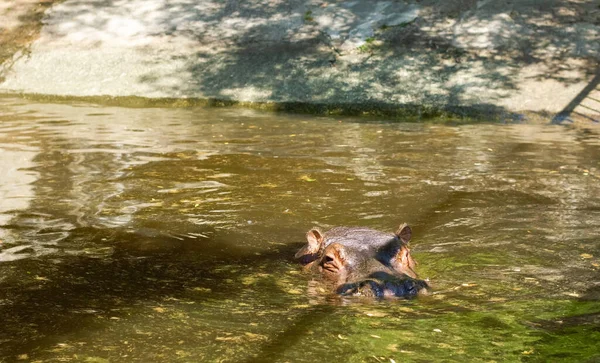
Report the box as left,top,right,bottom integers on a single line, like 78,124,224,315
0,0,599,125
0,92,559,125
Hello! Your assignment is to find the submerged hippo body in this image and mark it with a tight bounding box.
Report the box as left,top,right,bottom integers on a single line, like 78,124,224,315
295,223,418,279
308,242,429,299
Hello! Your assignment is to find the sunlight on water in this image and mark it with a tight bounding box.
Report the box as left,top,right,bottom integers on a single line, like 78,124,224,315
0,96,599,362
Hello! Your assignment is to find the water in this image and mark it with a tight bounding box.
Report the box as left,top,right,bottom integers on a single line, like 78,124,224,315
0,96,599,362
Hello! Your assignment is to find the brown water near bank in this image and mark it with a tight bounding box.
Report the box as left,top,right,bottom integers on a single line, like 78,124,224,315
0,96,599,362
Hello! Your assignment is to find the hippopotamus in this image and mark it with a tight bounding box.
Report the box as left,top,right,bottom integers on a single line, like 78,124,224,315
295,223,418,279
296,223,428,298
306,241,429,298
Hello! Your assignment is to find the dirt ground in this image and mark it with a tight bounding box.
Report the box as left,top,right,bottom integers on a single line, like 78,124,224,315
0,0,59,68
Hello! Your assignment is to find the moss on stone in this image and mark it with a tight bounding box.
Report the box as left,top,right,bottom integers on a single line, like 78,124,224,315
9,92,520,124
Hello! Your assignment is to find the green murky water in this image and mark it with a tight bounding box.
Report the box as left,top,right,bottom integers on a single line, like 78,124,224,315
0,96,599,362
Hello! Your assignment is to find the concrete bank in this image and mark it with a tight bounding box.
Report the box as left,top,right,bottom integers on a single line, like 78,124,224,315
1,0,599,122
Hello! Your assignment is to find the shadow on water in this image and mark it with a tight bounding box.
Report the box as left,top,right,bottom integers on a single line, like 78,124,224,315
524,284,600,362
242,305,337,363
0,226,306,360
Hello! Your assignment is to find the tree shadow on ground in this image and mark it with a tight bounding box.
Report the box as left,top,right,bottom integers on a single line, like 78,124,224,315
553,68,600,123
131,0,600,119
3,0,599,119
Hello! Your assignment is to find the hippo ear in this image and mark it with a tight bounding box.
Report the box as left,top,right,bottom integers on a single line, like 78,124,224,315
395,223,412,244
306,228,324,247
294,227,324,259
